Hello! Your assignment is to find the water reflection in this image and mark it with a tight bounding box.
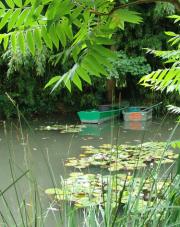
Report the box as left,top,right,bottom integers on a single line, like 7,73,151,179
80,120,152,138
122,120,152,131
80,122,111,137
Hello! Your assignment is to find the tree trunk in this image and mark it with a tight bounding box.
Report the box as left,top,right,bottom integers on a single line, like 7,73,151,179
107,45,117,103
107,79,116,103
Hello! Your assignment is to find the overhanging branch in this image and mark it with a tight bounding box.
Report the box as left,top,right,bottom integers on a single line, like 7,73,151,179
90,0,180,16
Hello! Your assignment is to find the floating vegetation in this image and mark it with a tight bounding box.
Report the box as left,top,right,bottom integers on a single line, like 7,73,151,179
36,124,86,133
45,172,171,210
45,142,178,211
65,142,178,171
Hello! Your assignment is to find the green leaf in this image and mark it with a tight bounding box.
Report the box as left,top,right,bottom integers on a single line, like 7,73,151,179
14,0,22,7
30,0,36,6
41,26,53,49
33,5,43,17
42,0,52,3
82,56,100,77
46,0,72,20
56,23,66,48
156,69,168,83
26,30,35,55
92,36,115,45
72,73,82,91
118,20,124,30
46,2,56,20
18,32,25,54
45,76,61,88
140,68,180,93
170,37,180,46
16,8,29,27
71,45,81,62
0,10,4,18
0,9,13,30
45,0,72,21
70,7,82,21
168,15,180,23
72,18,82,27
3,35,9,50
49,24,59,49
110,9,142,30
62,19,73,40
165,31,177,37
88,54,108,76
53,0,72,19
24,0,31,6
171,140,180,149
34,28,42,51
6,0,15,9
115,9,142,24
89,48,112,68
0,34,4,44
64,77,71,92
11,33,17,52
0,2,5,9
73,26,87,46
68,63,78,79
92,44,117,59
76,66,91,85
8,8,21,31
22,6,34,26
51,73,68,92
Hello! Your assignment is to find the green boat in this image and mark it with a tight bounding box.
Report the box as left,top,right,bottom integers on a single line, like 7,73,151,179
77,107,126,124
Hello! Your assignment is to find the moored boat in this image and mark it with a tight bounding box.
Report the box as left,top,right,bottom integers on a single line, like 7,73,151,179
78,107,126,124
122,107,152,122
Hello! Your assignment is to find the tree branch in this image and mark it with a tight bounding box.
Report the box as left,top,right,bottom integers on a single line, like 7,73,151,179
90,0,180,16
115,0,180,12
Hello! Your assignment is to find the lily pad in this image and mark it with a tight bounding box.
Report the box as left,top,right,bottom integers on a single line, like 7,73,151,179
36,124,86,133
45,141,178,212
65,142,178,172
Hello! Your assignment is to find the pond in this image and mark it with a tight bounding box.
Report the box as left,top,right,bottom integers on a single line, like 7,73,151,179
0,115,179,226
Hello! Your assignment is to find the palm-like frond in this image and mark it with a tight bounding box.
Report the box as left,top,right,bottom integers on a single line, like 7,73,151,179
167,105,180,114
140,67,180,93
145,49,180,63
140,15,180,94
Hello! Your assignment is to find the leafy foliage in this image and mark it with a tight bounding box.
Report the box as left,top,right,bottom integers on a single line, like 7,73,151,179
140,15,180,94
0,45,60,118
153,2,176,20
0,2,179,117
108,51,151,87
3,43,48,77
167,105,180,114
0,0,143,91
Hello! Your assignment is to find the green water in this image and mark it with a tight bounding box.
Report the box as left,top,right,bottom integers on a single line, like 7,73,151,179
0,116,179,226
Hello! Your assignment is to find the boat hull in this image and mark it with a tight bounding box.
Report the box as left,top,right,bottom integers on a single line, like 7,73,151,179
78,109,121,124
122,107,152,122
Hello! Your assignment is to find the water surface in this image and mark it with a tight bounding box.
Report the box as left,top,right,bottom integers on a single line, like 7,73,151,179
0,116,179,225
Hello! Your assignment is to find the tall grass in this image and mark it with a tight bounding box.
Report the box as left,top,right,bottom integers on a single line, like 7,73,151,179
0,97,180,226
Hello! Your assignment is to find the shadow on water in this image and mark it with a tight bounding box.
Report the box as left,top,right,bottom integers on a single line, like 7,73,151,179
0,114,179,226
